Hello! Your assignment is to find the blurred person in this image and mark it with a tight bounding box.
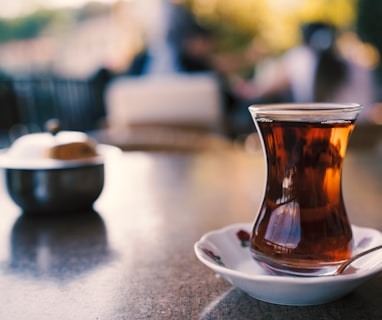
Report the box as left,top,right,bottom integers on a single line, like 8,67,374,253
125,0,217,75
166,0,217,73
233,22,377,122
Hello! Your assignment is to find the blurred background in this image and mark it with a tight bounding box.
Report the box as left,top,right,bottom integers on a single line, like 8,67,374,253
0,0,382,149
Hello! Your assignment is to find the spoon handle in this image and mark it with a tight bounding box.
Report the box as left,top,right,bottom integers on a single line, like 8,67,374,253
336,245,382,275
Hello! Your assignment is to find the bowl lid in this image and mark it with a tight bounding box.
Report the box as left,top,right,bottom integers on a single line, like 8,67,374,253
0,123,103,169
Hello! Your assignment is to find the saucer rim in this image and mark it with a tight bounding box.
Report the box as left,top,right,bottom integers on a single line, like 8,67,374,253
194,223,382,284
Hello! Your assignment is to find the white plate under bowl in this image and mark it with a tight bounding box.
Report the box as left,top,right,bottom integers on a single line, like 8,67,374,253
194,223,382,306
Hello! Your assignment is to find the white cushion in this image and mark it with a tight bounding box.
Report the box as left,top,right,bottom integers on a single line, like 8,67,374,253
105,73,222,130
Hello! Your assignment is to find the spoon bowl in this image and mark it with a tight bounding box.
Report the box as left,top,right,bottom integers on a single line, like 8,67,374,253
334,244,382,275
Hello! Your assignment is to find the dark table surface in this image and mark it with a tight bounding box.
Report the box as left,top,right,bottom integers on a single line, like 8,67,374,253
0,133,382,320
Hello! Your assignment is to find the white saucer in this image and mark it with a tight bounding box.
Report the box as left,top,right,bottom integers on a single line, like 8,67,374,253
194,223,382,306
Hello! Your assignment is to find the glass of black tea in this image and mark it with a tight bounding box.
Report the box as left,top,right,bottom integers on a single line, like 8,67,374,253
248,103,362,276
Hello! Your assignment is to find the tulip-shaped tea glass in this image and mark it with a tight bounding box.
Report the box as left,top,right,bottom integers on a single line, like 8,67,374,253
248,103,362,276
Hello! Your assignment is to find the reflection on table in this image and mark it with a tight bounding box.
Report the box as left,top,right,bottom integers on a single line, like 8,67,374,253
9,210,110,281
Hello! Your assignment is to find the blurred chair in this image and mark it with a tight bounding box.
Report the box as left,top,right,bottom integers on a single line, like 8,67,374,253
51,78,105,131
0,79,20,147
11,77,106,133
105,73,223,132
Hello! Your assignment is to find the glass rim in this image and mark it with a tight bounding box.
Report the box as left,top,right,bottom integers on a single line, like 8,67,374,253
248,102,362,115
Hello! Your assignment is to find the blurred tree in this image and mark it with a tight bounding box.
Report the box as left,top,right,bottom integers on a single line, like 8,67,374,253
356,0,382,83
0,3,110,44
0,10,55,43
190,0,357,53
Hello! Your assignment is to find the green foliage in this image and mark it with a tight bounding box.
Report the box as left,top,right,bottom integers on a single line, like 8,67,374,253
357,0,382,51
0,3,110,44
190,0,357,52
0,10,57,43
356,0,382,80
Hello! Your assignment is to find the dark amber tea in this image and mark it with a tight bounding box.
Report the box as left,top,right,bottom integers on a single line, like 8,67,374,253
248,103,361,275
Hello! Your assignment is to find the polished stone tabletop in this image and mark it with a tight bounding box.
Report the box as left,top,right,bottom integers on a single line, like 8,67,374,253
0,135,381,319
